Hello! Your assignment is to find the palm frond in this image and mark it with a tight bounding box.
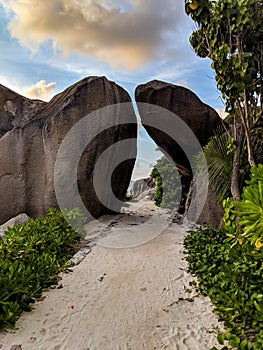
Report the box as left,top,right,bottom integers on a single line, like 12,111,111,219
203,126,233,202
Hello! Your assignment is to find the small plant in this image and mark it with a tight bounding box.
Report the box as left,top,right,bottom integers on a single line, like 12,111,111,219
0,208,84,330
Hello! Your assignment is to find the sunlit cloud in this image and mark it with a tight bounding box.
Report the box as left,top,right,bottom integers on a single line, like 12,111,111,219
23,80,56,101
1,0,189,70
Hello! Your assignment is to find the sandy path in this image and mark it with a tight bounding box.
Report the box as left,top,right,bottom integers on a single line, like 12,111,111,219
1,200,222,350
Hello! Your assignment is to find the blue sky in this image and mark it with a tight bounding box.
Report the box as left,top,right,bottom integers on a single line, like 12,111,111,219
0,0,225,180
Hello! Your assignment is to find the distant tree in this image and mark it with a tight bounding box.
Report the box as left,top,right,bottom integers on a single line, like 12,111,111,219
185,0,263,200
150,157,187,210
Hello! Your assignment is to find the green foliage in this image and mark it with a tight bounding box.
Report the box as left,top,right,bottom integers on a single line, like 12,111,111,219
246,164,263,184
202,127,263,203
153,175,163,207
184,226,263,349
185,0,263,114
0,208,84,330
185,0,263,197
184,165,263,349
226,138,237,156
150,156,183,209
61,207,86,235
202,126,233,202
223,164,263,246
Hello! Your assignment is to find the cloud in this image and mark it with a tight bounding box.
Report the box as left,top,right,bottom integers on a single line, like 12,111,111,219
1,0,190,70
23,80,56,101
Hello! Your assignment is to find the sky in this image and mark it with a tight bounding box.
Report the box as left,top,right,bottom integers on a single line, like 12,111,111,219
0,0,226,180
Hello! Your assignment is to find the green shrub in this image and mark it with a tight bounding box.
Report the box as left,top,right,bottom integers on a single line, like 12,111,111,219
184,227,263,349
150,156,185,209
184,165,263,349
0,208,84,330
223,164,263,247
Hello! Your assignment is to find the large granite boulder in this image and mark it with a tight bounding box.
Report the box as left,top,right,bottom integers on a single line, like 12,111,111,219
135,80,222,226
184,175,225,227
135,80,220,175
0,77,137,225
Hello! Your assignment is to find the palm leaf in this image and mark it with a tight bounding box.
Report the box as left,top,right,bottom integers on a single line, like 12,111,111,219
203,126,232,202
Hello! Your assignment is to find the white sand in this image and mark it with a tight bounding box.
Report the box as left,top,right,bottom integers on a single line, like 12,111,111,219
1,200,222,350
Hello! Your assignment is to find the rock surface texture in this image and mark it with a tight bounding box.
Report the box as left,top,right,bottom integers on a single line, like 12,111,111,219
135,80,220,175
130,177,156,200
196,186,225,227
0,77,137,225
135,80,222,226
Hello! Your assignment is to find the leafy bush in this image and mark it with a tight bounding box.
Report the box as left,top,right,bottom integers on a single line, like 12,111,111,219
184,165,263,349
223,164,263,247
0,208,84,330
150,156,186,209
184,227,263,349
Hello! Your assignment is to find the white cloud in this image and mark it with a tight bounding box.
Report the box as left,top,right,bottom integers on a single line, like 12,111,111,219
1,0,191,70
23,80,56,101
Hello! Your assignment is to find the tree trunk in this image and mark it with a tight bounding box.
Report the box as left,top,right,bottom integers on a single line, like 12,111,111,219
245,127,257,167
243,89,257,167
231,118,243,201
236,34,256,168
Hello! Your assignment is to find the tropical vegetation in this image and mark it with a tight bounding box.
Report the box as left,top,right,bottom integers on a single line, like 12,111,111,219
185,0,263,200
150,156,187,210
184,165,263,350
182,1,263,349
0,208,85,330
